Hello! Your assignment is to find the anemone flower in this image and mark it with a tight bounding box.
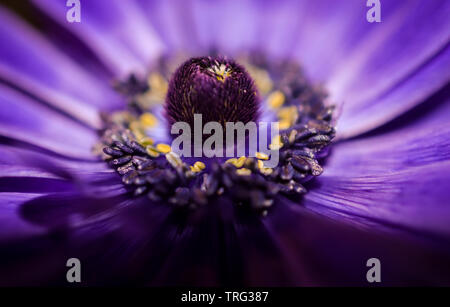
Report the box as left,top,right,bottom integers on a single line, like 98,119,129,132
0,0,449,287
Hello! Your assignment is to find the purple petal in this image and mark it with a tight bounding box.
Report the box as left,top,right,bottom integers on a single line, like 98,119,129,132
0,143,127,199
0,8,123,127
0,193,45,243
0,143,108,174
336,44,450,138
304,124,450,238
262,201,450,285
1,190,449,285
32,0,165,76
0,84,98,159
288,0,401,82
328,0,450,105
191,0,302,57
326,1,450,138
360,86,450,136
137,0,201,54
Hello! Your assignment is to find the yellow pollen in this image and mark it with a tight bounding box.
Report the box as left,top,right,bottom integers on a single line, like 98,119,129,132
289,129,298,143
278,120,291,130
257,160,264,169
259,167,273,176
190,161,206,172
139,137,154,146
277,106,299,130
129,121,145,140
225,156,246,168
156,143,171,153
208,63,232,82
146,146,160,158
148,72,168,94
269,134,284,150
225,158,237,164
236,168,252,176
139,113,158,127
235,156,246,168
255,152,269,160
244,63,273,95
165,151,182,168
134,72,168,109
194,161,206,170
267,90,285,109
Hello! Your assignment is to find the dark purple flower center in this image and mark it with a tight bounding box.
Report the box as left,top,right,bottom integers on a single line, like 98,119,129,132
165,56,260,129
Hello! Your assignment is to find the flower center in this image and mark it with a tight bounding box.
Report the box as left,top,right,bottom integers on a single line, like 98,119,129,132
97,53,336,215
165,56,260,129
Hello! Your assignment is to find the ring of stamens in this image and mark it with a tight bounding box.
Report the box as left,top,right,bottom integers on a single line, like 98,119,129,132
97,54,335,215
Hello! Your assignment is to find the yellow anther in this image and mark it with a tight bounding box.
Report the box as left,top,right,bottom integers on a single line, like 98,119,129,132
148,72,168,96
156,143,171,153
278,120,291,130
289,129,298,143
192,161,206,172
269,143,281,150
267,90,285,109
259,167,273,176
146,146,160,158
245,64,273,95
236,168,252,176
257,160,264,169
190,161,206,173
139,137,154,146
194,161,205,170
276,106,298,130
166,151,182,168
135,73,168,109
269,134,284,150
139,113,158,128
255,152,269,160
129,121,145,140
278,106,296,120
235,156,246,168
225,157,246,168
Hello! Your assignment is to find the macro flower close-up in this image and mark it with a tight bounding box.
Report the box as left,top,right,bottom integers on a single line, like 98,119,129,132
0,0,449,287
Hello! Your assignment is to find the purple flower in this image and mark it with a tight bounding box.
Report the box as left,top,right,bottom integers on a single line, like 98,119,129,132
0,0,449,286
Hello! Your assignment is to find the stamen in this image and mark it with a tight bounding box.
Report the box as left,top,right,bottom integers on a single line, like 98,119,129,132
267,90,285,109
190,161,206,173
156,143,171,153
236,168,252,176
269,135,284,150
255,152,269,160
139,113,158,128
278,106,299,130
241,62,273,95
